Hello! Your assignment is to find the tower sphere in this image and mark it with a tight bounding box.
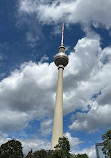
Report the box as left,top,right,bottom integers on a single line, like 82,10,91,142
54,46,69,67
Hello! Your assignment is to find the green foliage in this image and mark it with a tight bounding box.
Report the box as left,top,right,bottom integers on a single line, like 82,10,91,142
52,149,70,158
54,137,70,153
32,149,48,158
76,154,88,158
0,139,24,158
51,137,70,158
70,153,88,158
102,129,111,158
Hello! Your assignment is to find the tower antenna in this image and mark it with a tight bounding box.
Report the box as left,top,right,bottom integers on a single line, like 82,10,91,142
61,22,64,46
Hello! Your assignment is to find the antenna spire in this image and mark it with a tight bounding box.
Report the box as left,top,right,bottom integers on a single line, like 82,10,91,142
61,22,64,46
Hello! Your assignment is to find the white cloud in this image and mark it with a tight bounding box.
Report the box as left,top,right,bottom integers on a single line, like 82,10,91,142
100,47,111,65
64,132,82,150
40,119,53,136
39,55,49,63
21,137,50,155
64,38,111,132
73,145,96,158
0,61,57,112
0,61,57,132
69,104,111,132
19,0,38,13
19,0,111,29
0,132,10,146
63,37,102,114
0,111,32,132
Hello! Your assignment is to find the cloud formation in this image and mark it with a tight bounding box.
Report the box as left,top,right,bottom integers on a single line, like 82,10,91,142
0,111,31,132
0,61,57,132
64,132,82,149
19,0,111,30
40,119,53,136
69,104,111,132
21,137,50,154
73,145,96,158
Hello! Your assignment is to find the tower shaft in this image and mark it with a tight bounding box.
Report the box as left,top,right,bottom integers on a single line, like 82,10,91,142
51,67,63,150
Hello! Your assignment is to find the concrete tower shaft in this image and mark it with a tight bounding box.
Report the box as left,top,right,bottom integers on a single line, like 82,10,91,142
51,67,63,150
51,23,69,150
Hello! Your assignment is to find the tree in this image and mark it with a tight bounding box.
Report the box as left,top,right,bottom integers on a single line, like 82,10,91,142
52,137,71,158
0,139,24,158
32,149,48,158
76,154,88,158
70,153,88,158
54,137,70,153
52,149,70,158
102,129,111,158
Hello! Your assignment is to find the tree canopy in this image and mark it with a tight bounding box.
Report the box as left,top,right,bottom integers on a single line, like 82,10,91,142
53,137,70,158
54,136,70,152
0,139,24,158
33,149,48,158
75,154,89,158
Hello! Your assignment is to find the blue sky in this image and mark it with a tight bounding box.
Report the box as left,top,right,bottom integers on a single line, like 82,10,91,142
0,0,111,157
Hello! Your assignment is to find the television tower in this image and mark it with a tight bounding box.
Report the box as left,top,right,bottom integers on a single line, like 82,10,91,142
51,23,69,150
